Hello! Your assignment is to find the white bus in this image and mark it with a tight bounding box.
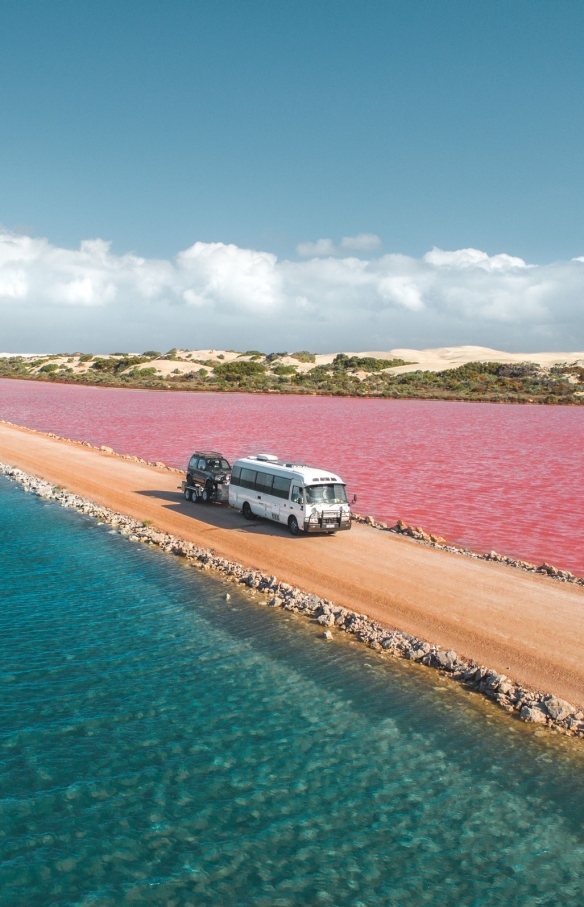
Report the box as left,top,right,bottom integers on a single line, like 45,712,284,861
229,454,353,535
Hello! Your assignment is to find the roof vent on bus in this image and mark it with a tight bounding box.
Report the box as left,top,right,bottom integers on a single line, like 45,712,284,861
255,453,279,462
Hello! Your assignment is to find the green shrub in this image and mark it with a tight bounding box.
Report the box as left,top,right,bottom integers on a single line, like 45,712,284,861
90,358,116,372
332,354,410,372
39,363,59,373
214,361,266,381
290,351,316,363
272,365,297,375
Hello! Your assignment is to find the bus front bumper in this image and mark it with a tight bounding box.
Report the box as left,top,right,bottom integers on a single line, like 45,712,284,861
304,518,352,533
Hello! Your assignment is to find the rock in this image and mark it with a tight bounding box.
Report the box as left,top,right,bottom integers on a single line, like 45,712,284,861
543,696,576,721
520,703,548,724
99,445,114,453
483,672,507,691
323,630,333,640
430,534,447,545
225,593,231,600
317,613,335,627
154,461,166,468
434,649,457,671
268,596,282,608
407,643,431,661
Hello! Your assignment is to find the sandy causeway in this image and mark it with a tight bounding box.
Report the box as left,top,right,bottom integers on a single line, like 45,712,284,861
1,421,584,708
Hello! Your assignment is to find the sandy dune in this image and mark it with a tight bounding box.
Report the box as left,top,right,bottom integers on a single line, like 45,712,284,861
2,421,584,708
3,345,584,378
311,346,584,374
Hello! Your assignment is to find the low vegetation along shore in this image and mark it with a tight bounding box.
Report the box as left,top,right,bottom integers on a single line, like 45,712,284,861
2,346,584,403
2,460,583,741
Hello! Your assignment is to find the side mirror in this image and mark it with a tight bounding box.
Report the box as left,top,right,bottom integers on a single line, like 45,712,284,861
352,493,358,504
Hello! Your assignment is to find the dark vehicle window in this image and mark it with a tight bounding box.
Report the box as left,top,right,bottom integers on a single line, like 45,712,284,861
255,472,274,492
291,485,303,504
206,458,231,472
231,465,241,486
240,468,257,489
189,456,198,470
272,476,292,499
197,458,206,470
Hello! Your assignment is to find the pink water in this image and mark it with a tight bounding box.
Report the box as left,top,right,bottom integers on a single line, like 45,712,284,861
1,379,583,574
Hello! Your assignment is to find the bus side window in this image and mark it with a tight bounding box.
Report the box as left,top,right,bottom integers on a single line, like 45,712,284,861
291,485,303,505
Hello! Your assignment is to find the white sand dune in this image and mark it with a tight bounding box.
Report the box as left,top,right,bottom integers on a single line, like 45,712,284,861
3,345,584,376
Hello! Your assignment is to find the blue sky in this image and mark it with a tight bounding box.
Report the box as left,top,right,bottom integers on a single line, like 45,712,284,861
1,1,584,352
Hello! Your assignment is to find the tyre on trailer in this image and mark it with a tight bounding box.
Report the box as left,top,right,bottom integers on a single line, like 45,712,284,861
242,501,253,520
288,515,300,536
184,487,192,501
200,487,209,503
191,486,199,502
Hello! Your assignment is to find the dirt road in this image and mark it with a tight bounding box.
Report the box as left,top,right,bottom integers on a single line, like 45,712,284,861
2,421,584,706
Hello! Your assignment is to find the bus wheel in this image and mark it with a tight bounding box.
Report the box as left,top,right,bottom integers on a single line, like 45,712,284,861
242,501,253,520
288,515,300,536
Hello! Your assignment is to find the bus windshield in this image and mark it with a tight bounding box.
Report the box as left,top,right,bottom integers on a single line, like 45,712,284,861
305,484,348,505
207,458,231,472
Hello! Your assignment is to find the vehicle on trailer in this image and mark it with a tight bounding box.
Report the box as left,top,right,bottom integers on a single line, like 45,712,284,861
182,451,231,503
229,454,354,535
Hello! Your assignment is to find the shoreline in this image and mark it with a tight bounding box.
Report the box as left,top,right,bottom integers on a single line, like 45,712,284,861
1,415,581,586
2,420,584,718
1,371,583,405
2,459,583,741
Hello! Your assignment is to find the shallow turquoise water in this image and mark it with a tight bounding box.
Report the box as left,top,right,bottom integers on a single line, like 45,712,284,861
1,477,584,907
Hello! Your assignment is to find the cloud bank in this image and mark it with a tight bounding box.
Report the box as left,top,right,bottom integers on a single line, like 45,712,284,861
0,230,583,353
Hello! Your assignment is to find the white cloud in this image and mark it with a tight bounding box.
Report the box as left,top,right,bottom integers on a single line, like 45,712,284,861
296,238,337,257
0,229,583,352
340,233,382,252
297,233,382,257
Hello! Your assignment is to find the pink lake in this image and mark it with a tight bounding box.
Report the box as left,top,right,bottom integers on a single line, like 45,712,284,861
1,379,583,574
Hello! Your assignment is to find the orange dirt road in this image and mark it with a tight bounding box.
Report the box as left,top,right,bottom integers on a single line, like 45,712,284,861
2,421,584,706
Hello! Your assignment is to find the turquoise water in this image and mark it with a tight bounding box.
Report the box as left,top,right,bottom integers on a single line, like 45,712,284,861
1,479,584,907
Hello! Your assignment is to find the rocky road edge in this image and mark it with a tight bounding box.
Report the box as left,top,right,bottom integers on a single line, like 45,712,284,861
1,417,579,587
352,513,583,587
0,419,183,472
2,461,583,742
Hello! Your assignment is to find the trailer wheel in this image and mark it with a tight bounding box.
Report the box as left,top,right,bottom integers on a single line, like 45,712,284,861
242,501,253,520
288,515,300,536
200,487,209,503
184,487,192,501
191,486,199,502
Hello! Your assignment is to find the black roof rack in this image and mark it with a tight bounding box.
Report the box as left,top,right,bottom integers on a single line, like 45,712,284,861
191,450,225,458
